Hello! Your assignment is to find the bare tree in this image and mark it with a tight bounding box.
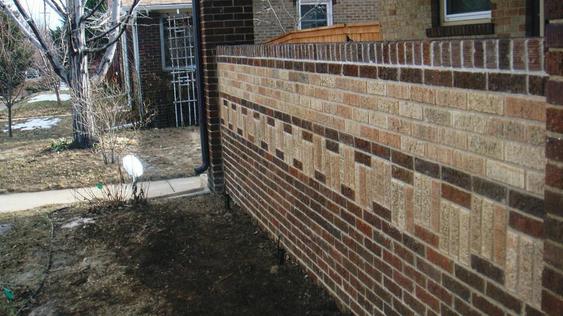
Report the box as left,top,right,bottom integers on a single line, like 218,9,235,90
32,27,68,106
0,10,33,137
0,0,141,147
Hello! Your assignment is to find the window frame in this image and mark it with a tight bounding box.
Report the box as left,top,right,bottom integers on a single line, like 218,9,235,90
159,16,172,71
442,0,491,25
297,0,333,30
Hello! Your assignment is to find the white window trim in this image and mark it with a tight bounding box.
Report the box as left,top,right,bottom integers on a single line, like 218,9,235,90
297,0,333,30
443,0,491,22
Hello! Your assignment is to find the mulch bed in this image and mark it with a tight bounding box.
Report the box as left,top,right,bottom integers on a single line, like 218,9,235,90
0,195,345,315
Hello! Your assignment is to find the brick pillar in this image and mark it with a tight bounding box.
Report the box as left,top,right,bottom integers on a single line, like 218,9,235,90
543,1,563,315
199,0,254,192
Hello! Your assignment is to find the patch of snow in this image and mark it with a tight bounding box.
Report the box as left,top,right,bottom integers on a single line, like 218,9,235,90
62,217,95,229
28,93,71,103
3,117,61,132
0,223,13,236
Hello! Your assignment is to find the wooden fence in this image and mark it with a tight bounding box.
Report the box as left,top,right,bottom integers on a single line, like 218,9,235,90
266,22,382,44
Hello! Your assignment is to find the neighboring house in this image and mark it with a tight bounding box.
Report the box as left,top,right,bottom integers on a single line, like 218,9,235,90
253,0,542,43
253,0,379,43
120,0,197,128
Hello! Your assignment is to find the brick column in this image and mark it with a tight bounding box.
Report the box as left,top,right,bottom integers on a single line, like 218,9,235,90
543,1,563,315
199,0,254,192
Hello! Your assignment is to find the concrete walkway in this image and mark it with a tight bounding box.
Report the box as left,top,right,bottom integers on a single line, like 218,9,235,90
0,175,209,213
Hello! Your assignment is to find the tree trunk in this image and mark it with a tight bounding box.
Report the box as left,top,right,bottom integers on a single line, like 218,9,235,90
7,103,12,137
69,0,93,148
54,83,61,106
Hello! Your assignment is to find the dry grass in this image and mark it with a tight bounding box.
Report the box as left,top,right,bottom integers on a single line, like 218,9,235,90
0,101,202,193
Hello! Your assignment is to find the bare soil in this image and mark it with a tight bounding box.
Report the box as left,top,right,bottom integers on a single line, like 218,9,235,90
0,113,202,193
0,195,344,316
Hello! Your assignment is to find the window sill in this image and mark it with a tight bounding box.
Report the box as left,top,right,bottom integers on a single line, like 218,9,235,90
426,23,494,38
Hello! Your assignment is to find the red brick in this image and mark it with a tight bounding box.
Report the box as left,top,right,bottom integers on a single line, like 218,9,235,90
427,247,453,272
547,107,563,134
542,289,563,316
416,285,440,312
472,293,504,316
441,184,471,209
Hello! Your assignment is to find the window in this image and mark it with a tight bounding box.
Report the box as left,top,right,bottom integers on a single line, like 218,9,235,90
160,17,172,70
443,0,491,23
298,0,332,30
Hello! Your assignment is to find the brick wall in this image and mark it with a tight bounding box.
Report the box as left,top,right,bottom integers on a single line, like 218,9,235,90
216,39,550,315
253,0,379,44
199,0,255,192
542,0,563,315
253,0,530,43
379,0,528,40
136,12,176,127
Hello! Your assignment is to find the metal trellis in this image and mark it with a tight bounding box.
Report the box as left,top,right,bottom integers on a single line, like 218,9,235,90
167,14,198,127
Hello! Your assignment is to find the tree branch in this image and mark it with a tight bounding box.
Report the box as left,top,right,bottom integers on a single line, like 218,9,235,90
91,0,141,82
2,0,68,83
79,0,105,25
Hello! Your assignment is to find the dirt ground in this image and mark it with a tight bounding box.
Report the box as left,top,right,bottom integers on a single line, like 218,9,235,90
0,102,202,193
0,195,345,316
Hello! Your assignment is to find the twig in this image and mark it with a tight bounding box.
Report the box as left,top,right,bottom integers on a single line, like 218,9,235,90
210,272,235,293
16,207,66,316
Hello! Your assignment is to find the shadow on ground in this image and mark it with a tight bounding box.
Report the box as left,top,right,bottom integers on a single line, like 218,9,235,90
0,195,345,316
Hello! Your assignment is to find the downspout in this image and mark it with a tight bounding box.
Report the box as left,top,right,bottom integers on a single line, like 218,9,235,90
120,31,132,109
132,12,144,116
193,0,209,175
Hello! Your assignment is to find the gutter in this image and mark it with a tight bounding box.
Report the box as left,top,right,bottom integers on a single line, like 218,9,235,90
193,0,209,175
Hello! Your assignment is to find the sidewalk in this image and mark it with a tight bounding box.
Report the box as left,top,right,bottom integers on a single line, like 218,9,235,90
0,175,209,213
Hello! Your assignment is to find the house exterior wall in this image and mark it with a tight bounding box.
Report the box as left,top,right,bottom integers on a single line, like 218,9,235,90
216,39,549,315
542,0,563,315
253,0,532,43
198,0,255,192
253,0,379,44
136,12,177,128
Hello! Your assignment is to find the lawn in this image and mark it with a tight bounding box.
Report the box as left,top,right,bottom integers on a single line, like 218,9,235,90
0,195,344,315
0,98,202,193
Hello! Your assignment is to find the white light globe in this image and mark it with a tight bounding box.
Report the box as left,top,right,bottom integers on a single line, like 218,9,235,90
122,154,144,179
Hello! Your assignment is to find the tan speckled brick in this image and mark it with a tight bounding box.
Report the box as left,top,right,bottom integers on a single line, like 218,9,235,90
436,88,467,109
367,80,386,95
467,93,504,115
399,101,424,120
459,209,471,265
414,173,432,228
504,142,545,171
387,82,411,100
486,160,525,188
493,204,507,267
518,235,534,302
526,171,545,197
532,238,543,307
342,147,355,188
356,164,369,208
440,201,451,253
401,136,426,156
468,134,504,160
391,180,406,229
471,196,483,254
481,199,495,260
411,86,435,104
505,230,519,291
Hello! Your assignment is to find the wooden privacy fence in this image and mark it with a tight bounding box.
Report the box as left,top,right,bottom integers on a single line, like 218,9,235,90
267,22,382,44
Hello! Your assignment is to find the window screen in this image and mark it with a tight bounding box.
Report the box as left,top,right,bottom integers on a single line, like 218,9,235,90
300,4,328,29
